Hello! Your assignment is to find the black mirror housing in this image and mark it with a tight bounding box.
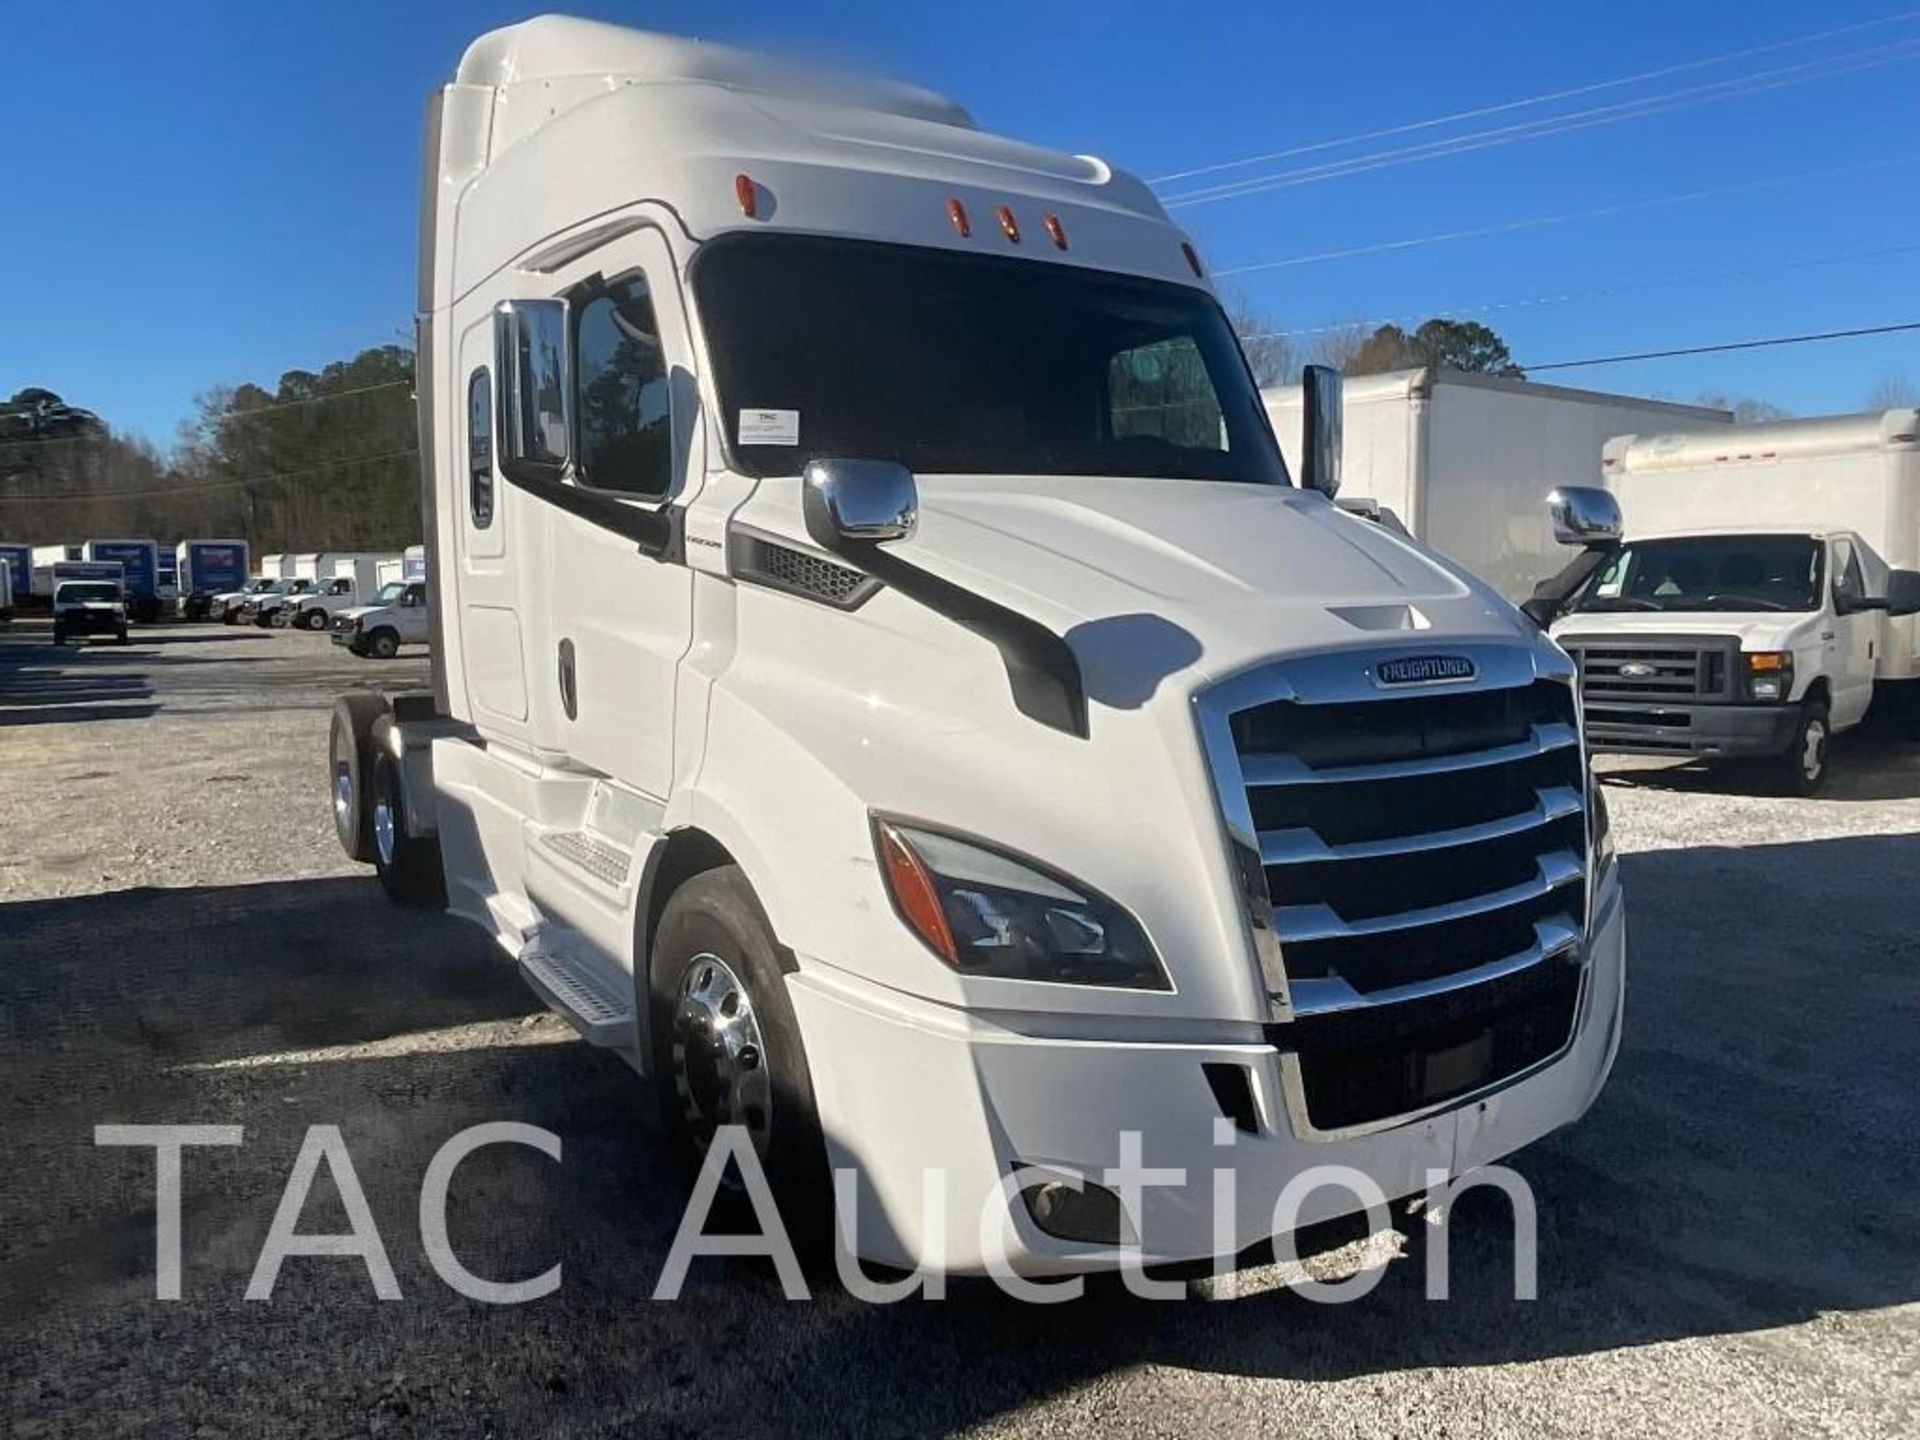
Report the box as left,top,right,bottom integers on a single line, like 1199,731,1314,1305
1886,568,1920,618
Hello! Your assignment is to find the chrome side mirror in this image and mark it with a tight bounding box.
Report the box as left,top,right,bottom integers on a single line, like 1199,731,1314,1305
1300,364,1343,499
493,298,571,481
1886,568,1920,618
802,459,918,551
1547,486,1623,548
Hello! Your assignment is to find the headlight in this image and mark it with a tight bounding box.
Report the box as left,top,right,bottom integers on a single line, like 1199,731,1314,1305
872,818,1169,990
1743,650,1792,701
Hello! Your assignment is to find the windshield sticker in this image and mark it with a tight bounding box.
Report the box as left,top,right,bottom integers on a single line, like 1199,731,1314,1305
738,408,799,446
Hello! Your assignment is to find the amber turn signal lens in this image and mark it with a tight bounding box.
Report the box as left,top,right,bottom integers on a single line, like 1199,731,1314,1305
1747,651,1788,671
876,821,957,963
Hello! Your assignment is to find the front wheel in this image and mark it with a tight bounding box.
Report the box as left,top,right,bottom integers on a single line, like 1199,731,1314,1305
647,866,831,1254
50,627,65,646
303,608,329,630
366,627,400,660
1768,700,1831,796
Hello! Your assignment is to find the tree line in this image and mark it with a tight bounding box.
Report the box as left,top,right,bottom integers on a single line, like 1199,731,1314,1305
0,346,420,551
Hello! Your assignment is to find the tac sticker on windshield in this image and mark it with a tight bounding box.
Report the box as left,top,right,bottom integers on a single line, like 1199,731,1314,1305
738,408,799,446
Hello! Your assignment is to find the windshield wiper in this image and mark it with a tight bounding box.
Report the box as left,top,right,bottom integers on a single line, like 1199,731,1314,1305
1576,597,1664,612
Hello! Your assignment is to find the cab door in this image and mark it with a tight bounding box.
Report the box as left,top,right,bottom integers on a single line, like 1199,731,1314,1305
511,223,698,798
1826,535,1877,728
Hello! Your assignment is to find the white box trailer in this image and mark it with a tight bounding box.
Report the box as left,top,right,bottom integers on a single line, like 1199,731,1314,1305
375,556,406,588
1264,368,1729,601
1600,407,1920,680
260,553,295,580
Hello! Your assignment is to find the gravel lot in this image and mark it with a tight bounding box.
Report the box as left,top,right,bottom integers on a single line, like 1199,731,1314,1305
2,620,1917,1438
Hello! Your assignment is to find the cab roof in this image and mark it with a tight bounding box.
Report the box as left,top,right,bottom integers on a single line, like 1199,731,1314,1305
433,17,1202,306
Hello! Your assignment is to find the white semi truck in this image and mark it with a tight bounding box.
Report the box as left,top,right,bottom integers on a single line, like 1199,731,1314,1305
1540,409,1920,792
1263,369,1728,602
326,17,1625,1276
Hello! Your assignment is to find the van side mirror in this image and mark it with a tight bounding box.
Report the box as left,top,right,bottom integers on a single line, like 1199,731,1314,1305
802,459,918,551
1300,364,1343,499
1547,486,1623,548
1886,568,1920,618
493,298,571,481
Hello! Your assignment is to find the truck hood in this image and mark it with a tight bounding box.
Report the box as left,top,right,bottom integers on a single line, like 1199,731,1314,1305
1550,609,1823,653
890,475,1531,683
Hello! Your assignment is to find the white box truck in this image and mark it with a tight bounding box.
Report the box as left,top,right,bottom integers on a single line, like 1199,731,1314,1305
1542,409,1920,792
288,552,394,630
1264,369,1729,602
324,16,1625,1277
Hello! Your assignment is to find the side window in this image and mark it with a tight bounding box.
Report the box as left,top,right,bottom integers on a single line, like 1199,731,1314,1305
573,275,671,497
1832,538,1865,608
1107,336,1226,451
468,368,494,528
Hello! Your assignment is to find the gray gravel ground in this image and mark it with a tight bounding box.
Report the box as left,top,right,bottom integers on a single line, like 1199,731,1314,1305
1,620,1917,1438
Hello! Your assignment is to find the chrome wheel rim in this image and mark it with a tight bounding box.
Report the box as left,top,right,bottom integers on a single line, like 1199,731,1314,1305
671,952,771,1167
373,791,396,866
333,767,353,829
1802,720,1827,780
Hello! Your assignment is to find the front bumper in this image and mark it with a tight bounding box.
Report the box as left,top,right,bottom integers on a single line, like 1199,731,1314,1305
55,609,125,635
789,867,1625,1275
1582,700,1799,758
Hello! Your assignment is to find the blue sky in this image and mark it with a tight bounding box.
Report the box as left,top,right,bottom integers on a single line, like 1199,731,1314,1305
5,0,1917,448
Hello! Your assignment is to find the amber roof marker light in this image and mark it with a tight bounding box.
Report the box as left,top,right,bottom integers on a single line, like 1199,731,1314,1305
1044,212,1068,250
997,204,1021,243
734,172,759,218
947,196,972,238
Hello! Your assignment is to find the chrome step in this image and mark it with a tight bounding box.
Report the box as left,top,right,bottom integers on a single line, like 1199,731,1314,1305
517,930,634,1048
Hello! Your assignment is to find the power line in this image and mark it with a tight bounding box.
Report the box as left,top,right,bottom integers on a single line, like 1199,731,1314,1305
1240,239,1920,340
0,447,419,504
0,378,414,453
1523,321,1920,373
1211,154,1920,276
1148,7,1920,186
1163,40,1920,207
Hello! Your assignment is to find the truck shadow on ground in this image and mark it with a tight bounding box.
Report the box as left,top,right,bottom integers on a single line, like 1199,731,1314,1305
0,635,159,726
1,831,1914,1436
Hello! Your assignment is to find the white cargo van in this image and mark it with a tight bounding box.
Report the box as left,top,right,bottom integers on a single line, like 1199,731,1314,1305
288,552,395,630
1539,411,1920,791
1264,369,1728,601
326,17,1624,1276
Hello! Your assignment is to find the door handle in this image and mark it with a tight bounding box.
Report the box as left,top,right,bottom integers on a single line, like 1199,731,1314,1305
1819,631,1835,641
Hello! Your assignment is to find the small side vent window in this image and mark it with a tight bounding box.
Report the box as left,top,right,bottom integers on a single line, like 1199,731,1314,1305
468,368,494,528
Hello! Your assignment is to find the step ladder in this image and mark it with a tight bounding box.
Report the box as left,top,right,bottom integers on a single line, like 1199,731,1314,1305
517,926,636,1049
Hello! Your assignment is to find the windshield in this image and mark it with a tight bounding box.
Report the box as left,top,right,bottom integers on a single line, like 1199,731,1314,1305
58,582,120,603
1573,535,1823,614
693,234,1287,485
373,582,405,604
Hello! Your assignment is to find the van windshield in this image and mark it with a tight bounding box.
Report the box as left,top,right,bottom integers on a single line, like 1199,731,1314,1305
373,582,405,604
1572,535,1823,614
58,582,120,603
693,234,1288,485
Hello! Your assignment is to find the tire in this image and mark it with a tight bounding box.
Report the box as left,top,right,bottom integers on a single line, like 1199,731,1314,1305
50,626,65,646
221,610,239,625
646,866,831,1256
302,608,329,631
328,692,390,862
370,747,444,905
253,610,273,628
1768,700,1831,796
115,628,129,646
366,627,400,660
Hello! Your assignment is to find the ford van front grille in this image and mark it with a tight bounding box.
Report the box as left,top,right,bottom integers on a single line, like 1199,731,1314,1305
1196,646,1590,1134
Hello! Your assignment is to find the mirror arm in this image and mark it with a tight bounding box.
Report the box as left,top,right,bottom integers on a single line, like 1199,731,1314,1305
1523,544,1615,629
830,537,1089,739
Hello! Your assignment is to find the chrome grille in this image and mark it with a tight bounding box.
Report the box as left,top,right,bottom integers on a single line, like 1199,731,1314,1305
1558,633,1738,751
1198,647,1590,1133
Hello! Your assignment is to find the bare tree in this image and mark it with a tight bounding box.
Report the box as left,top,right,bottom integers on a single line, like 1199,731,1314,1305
1223,297,1298,388
1867,375,1918,409
1695,392,1791,424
